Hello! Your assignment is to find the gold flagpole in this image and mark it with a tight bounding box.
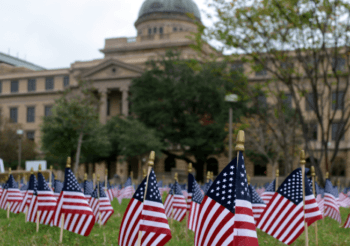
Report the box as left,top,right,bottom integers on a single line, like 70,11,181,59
36,164,42,232
300,150,309,246
59,157,70,243
93,173,96,188
25,168,34,223
247,175,250,186
97,174,102,228
136,151,155,246
275,169,279,192
7,168,11,219
143,169,146,179
311,166,318,245
235,130,245,167
49,165,53,189
186,163,192,236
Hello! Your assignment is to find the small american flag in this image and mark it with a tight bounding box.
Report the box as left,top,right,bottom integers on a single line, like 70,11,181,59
37,172,57,225
52,167,95,236
249,184,266,224
202,179,213,195
188,176,204,232
0,183,9,210
53,180,63,200
338,192,350,208
257,168,307,245
304,175,322,226
105,181,114,202
3,175,23,213
315,182,324,215
83,180,93,204
171,180,187,222
261,180,275,205
163,187,174,218
187,174,194,211
19,174,37,213
119,169,172,246
26,184,38,223
324,179,341,224
117,177,134,204
89,183,114,225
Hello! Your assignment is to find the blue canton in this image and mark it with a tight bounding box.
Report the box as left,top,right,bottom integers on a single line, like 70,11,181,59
192,177,204,204
145,169,162,203
265,180,275,192
315,182,324,198
133,177,147,202
325,179,338,198
62,168,83,193
249,184,265,205
91,185,98,199
174,181,183,196
277,168,303,205
207,157,237,213
84,180,94,196
235,152,250,209
305,175,313,196
99,183,108,198
124,177,132,188
188,173,195,194
7,175,18,188
157,180,163,187
54,180,63,194
37,172,51,191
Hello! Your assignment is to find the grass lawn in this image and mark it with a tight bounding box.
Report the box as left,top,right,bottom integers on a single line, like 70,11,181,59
0,198,349,245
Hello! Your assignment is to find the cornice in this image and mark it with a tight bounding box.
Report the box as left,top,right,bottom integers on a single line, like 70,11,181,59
0,89,64,98
0,68,69,80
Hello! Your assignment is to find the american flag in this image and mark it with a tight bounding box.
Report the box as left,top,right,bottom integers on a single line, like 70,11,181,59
104,181,114,202
315,182,324,216
117,177,134,204
89,183,114,225
249,184,266,224
304,175,323,226
0,183,9,210
83,180,93,204
53,180,63,199
2,175,23,213
171,180,187,222
37,172,57,225
261,180,275,205
163,186,174,218
187,173,194,211
257,168,307,245
19,174,37,213
256,186,266,196
343,213,350,228
338,192,350,208
188,176,204,232
202,179,213,195
119,169,172,246
324,179,341,224
26,183,38,223
52,167,95,236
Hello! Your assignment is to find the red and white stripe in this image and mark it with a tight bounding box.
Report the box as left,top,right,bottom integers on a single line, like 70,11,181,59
188,201,201,232
316,195,324,216
256,187,265,196
52,191,95,236
194,196,234,246
117,186,134,204
26,195,38,223
187,192,192,211
261,191,275,205
163,193,173,218
37,190,57,225
19,190,34,213
252,203,266,224
0,189,8,210
172,193,186,222
338,193,350,207
257,193,305,245
343,213,350,228
6,188,23,214
304,194,323,226
324,193,341,223
89,196,114,225
84,194,91,204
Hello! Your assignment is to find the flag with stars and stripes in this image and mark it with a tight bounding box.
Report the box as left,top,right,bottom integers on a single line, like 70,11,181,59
304,174,323,226
52,167,95,236
36,172,57,225
89,183,114,225
261,179,275,205
249,184,266,224
19,174,37,213
118,169,172,246
163,186,174,218
202,179,213,195
324,179,341,224
171,180,187,222
315,182,324,215
188,176,204,232
187,173,194,212
26,183,38,223
257,168,308,245
338,192,350,208
1,175,23,213
53,180,63,200
0,183,9,210
83,180,94,204
105,181,114,202
117,177,134,204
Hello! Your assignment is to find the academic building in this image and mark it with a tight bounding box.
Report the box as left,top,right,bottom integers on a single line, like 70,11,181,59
0,0,349,185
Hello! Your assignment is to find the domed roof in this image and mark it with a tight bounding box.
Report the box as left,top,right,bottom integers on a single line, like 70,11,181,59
138,0,201,20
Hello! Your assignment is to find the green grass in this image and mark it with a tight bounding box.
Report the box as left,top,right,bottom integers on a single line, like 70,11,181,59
0,199,349,245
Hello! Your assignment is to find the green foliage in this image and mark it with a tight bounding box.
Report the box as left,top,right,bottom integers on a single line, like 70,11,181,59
104,116,164,160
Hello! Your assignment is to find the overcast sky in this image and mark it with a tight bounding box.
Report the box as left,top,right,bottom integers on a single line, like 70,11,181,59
0,0,213,69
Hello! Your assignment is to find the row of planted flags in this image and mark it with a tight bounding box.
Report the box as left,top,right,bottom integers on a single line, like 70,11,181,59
2,150,350,245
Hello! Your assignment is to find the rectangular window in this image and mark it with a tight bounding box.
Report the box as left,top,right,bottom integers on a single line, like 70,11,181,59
307,122,318,141
282,93,292,109
26,131,35,141
332,91,345,110
11,81,19,93
173,27,177,32
332,122,345,141
10,107,18,123
63,76,69,87
28,79,36,92
148,28,152,35
45,77,54,90
0,81,2,93
305,93,316,111
159,27,163,34
45,105,52,117
332,57,346,71
153,27,157,34
27,107,35,123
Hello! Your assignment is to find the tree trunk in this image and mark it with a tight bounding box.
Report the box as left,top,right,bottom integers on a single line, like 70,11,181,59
74,131,84,177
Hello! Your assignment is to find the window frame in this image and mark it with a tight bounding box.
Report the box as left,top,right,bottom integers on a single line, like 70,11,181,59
45,77,54,90
26,131,35,141
28,79,36,92
44,105,53,117
332,122,345,141
27,106,35,123
63,76,69,87
9,107,18,123
11,80,19,93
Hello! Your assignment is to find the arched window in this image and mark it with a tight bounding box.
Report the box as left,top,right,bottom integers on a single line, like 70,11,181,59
331,157,346,177
164,156,176,172
207,158,219,175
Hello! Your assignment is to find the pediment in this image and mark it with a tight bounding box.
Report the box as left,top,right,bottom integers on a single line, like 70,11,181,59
81,58,144,80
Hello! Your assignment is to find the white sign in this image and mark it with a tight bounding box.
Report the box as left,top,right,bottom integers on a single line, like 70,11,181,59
0,158,4,173
25,161,47,171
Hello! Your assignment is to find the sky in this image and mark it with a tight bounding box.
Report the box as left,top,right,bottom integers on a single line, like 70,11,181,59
0,0,213,69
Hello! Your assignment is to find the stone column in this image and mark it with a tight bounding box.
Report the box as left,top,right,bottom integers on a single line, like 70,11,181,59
99,88,108,124
121,88,129,116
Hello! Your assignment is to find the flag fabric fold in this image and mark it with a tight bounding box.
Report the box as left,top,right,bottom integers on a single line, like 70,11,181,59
19,174,37,213
37,172,57,225
89,183,114,225
261,180,275,205
188,174,203,232
249,184,266,224
324,179,341,224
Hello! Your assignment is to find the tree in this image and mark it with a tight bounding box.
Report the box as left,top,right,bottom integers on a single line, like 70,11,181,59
104,116,165,181
197,0,350,184
129,50,245,181
0,117,37,169
41,80,111,173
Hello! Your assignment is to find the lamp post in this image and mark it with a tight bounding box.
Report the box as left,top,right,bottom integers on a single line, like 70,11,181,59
16,129,23,170
225,94,238,161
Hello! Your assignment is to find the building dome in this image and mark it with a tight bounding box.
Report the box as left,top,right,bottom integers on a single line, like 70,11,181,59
137,0,201,21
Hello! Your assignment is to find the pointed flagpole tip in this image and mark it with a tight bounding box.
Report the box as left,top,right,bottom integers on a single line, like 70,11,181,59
38,164,42,171
311,166,315,176
235,130,245,152
276,169,279,177
50,165,53,171
66,157,71,168
174,172,178,182
207,171,210,180
188,163,192,172
148,151,155,167
300,150,306,165
30,167,34,174
326,172,329,179
84,173,87,181
9,168,11,175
